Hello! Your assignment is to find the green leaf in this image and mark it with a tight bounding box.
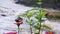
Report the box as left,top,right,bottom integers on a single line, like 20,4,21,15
26,11,32,19
39,9,48,18
34,23,41,30
35,15,41,22
42,10,48,15
37,2,42,5
26,20,29,23
31,7,38,10
30,23,35,26
35,15,39,19
26,20,31,23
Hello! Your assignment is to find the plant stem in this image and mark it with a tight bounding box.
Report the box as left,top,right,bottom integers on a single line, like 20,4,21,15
39,6,42,34
30,25,32,34
39,29,40,34
28,18,32,34
39,21,41,34
18,26,19,34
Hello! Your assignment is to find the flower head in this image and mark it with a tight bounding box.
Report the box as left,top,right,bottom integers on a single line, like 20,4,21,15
15,17,23,22
15,17,23,26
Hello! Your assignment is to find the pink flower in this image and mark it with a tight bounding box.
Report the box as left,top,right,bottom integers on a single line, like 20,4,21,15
45,31,55,34
14,22,23,26
4,32,17,34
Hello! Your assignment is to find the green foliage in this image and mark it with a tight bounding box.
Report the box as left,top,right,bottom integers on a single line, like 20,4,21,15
34,23,52,30
35,9,48,22
37,0,42,5
18,0,53,34
19,9,38,26
19,9,37,19
26,19,35,26
26,11,32,19
37,1,42,5
34,23,41,29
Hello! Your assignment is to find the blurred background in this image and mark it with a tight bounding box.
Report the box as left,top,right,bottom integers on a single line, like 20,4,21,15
15,0,60,10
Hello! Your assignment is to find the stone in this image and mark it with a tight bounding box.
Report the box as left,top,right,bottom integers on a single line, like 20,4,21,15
1,14,6,16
